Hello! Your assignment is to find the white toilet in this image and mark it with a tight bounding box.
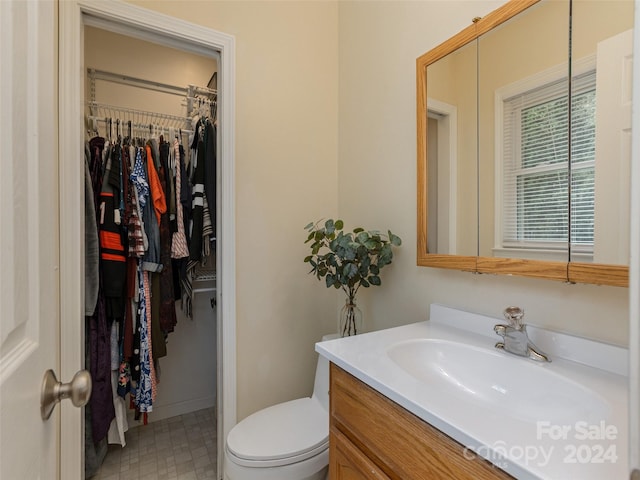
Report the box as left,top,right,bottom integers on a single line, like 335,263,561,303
224,335,334,480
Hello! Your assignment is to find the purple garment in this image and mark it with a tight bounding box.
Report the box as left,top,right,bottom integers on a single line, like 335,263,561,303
88,296,115,443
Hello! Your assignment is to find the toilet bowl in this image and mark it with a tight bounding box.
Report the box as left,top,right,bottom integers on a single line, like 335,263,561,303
224,335,334,480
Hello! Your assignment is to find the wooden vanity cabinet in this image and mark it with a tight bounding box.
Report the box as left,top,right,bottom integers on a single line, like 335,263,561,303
329,363,514,480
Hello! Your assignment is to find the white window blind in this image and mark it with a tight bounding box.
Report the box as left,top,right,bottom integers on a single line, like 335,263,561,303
501,71,595,252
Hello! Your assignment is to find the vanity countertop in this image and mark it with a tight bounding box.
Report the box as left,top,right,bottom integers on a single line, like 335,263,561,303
316,304,628,480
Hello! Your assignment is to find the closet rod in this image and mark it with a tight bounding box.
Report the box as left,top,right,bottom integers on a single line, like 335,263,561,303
88,68,217,98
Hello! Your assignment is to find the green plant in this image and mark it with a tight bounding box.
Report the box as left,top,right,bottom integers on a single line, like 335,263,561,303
303,219,402,303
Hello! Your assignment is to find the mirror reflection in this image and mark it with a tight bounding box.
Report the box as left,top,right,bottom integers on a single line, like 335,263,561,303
478,0,570,262
571,0,633,266
426,41,477,256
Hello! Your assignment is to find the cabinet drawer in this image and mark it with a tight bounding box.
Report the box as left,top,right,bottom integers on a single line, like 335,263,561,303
330,427,391,480
330,363,513,480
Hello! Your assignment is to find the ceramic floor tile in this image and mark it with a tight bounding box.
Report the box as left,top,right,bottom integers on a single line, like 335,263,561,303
177,472,198,480
176,460,196,475
90,408,216,479
191,446,209,460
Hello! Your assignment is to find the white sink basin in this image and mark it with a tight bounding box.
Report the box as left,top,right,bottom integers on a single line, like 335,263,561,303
387,338,610,424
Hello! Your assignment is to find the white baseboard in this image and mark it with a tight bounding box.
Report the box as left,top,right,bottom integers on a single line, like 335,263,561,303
126,395,216,426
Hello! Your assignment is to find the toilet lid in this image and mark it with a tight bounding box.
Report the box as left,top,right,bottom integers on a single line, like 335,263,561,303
226,397,328,468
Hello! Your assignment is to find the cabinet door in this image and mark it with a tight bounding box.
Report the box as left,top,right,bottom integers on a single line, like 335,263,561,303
330,364,514,479
330,428,390,480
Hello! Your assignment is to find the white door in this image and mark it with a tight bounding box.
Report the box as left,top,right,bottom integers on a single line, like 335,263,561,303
0,1,60,478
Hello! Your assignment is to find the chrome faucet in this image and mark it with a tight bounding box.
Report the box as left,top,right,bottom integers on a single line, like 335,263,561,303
494,307,550,362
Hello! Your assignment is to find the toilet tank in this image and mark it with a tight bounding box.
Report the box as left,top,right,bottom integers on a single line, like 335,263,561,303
312,334,336,411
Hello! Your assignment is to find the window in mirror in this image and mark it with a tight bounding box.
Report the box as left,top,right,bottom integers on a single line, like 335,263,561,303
497,68,595,261
569,70,596,261
478,0,570,262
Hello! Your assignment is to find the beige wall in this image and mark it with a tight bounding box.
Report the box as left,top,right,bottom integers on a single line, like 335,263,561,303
124,0,629,424
84,26,216,118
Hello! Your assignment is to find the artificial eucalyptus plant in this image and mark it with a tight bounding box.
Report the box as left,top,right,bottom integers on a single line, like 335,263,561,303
304,218,402,308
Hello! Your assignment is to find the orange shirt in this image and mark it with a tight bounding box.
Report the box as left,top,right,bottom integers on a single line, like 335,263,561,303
145,144,167,226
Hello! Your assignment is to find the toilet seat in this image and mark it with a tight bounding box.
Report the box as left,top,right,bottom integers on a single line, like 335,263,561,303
226,397,328,468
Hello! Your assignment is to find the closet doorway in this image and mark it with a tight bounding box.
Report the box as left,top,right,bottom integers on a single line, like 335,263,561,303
59,2,236,480
84,26,219,479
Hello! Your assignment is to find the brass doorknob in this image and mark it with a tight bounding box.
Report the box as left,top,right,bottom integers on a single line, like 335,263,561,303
40,369,92,420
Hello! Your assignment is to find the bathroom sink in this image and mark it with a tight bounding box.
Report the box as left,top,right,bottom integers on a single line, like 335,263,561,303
318,305,628,480
387,338,610,424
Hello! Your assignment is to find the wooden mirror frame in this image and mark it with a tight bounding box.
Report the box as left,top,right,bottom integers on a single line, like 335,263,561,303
416,0,628,287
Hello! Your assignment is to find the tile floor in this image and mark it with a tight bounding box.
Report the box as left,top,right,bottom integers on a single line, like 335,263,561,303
90,407,217,480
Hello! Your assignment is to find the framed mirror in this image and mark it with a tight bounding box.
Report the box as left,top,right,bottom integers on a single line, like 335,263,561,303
417,0,631,287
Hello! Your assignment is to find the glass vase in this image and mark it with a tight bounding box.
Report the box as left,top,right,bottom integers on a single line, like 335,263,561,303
339,298,363,337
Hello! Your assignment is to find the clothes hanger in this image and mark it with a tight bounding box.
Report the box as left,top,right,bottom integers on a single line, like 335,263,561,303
91,117,99,138
116,119,122,144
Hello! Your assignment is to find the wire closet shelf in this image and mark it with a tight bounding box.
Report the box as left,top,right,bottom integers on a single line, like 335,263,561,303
86,68,217,139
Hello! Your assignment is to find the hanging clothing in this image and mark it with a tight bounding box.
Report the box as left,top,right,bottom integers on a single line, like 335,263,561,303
125,146,145,258
150,275,168,359
182,119,217,318
203,121,217,239
98,190,127,318
134,270,154,412
146,142,166,226
83,316,107,478
157,140,178,334
83,143,105,468
171,138,189,259
84,152,99,317
202,192,213,258
87,136,116,444
107,322,129,446
99,144,127,319
131,147,150,252
189,129,206,262
141,148,163,273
